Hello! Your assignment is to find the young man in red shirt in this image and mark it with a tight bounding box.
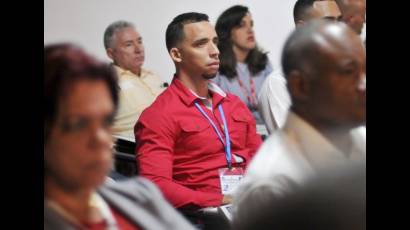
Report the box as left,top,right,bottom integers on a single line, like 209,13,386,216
134,12,262,210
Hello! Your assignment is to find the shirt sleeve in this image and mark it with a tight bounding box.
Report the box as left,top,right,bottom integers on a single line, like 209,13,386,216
238,102,263,159
258,71,292,133
135,114,223,208
265,72,291,130
258,76,276,134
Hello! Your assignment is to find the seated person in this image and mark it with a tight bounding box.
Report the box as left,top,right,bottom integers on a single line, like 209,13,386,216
258,0,342,133
214,5,273,136
44,43,195,230
233,163,366,230
234,20,366,220
134,12,262,210
104,20,166,140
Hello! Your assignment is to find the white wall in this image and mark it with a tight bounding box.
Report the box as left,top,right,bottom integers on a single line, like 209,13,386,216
44,0,302,82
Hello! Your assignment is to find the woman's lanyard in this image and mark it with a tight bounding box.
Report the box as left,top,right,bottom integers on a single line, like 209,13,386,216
194,102,232,169
237,75,258,108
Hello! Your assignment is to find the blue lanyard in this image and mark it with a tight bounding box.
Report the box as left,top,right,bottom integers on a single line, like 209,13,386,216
194,102,232,169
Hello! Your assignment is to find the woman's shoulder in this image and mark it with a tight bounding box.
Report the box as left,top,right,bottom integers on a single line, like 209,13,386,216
100,177,162,200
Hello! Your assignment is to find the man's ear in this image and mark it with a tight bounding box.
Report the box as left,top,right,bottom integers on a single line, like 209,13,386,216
170,47,182,63
287,70,311,103
295,20,305,27
106,48,114,60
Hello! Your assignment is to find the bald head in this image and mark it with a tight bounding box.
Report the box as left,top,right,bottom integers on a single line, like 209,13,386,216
335,0,366,34
282,20,361,77
282,20,366,129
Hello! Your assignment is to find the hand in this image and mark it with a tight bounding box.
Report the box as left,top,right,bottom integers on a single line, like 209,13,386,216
222,195,233,205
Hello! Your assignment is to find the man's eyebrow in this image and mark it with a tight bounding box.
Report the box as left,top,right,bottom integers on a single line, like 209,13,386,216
192,37,209,46
123,39,134,44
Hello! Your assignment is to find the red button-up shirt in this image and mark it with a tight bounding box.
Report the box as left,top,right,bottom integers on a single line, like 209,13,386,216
135,77,262,208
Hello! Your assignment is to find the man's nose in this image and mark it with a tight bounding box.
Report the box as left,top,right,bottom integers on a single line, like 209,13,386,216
134,43,143,53
89,126,113,151
209,43,219,57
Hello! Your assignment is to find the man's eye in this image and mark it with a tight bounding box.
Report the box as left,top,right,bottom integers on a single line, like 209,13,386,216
195,41,207,47
103,116,115,127
341,68,356,75
62,120,87,132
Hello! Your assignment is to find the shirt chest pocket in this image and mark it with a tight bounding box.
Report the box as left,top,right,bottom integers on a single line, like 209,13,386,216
178,121,212,152
229,113,249,148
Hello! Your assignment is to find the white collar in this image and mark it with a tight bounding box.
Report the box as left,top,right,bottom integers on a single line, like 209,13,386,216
45,193,119,230
282,112,366,168
189,81,227,99
113,65,148,79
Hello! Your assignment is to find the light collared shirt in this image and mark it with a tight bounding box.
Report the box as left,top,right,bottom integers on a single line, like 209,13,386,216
113,65,165,140
234,112,366,215
258,68,291,134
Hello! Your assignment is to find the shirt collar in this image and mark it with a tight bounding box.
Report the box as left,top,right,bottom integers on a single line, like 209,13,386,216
171,75,228,107
113,64,148,79
282,112,365,167
45,192,118,229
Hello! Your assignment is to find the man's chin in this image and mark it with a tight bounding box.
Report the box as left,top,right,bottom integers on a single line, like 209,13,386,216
202,72,217,80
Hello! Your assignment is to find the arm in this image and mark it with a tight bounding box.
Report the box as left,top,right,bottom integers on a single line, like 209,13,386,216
259,71,291,133
258,76,277,134
135,117,223,208
240,103,263,159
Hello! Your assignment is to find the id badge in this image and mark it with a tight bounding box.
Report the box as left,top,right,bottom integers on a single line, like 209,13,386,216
219,167,244,195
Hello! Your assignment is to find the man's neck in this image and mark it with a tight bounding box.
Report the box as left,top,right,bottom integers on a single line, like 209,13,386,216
45,178,97,223
233,46,250,63
293,108,355,155
177,70,210,98
116,64,141,77
131,69,142,77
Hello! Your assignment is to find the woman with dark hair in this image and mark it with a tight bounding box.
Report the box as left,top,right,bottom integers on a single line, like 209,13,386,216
215,5,273,135
44,43,194,230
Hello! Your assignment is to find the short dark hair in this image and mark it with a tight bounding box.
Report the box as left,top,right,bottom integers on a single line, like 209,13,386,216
215,5,269,79
44,43,119,141
165,12,209,51
293,0,316,23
